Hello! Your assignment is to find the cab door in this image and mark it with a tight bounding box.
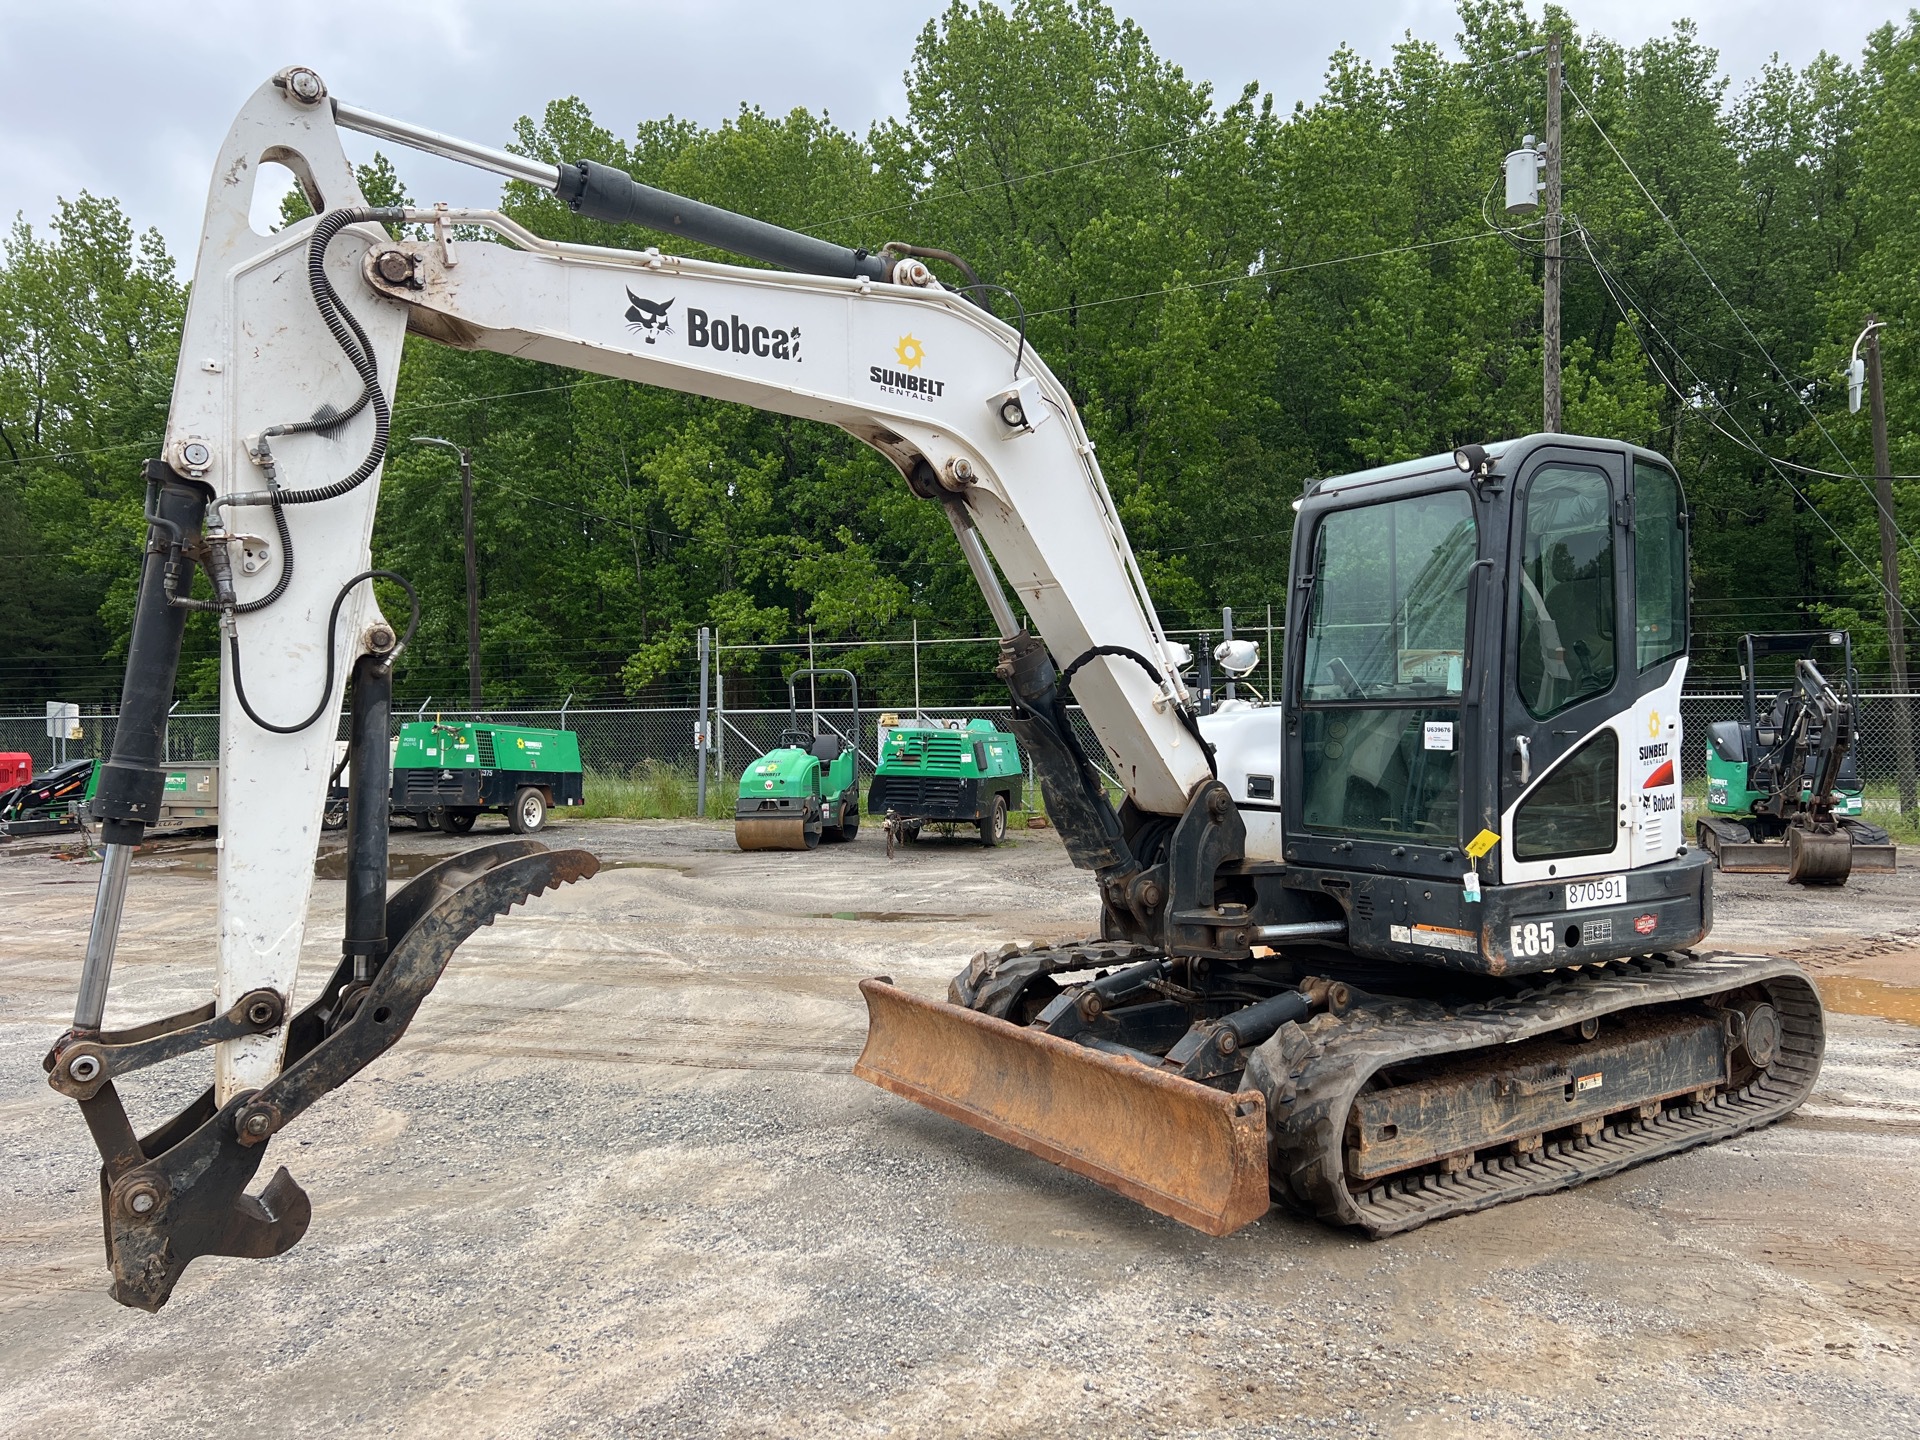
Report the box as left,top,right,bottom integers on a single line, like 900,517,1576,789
1498,446,1634,887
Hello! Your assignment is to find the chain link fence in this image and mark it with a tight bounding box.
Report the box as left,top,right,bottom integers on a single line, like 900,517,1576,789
3,695,1916,809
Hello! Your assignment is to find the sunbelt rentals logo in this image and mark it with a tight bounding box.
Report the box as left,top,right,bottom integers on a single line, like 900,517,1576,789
871,333,947,402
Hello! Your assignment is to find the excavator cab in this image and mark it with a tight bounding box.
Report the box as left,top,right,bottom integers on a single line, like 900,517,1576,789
1283,435,1703,964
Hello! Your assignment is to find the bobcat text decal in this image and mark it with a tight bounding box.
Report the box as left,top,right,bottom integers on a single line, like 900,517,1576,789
687,308,801,361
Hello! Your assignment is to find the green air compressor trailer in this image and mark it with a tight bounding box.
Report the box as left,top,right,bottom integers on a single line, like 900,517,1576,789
868,716,1023,846
64,758,218,836
390,720,583,834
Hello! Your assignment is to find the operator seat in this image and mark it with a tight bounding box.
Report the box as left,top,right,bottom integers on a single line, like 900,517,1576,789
809,733,843,765
1541,542,1614,691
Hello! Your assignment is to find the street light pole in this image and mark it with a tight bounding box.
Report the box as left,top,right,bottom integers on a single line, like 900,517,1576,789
412,436,482,713
1853,319,1917,814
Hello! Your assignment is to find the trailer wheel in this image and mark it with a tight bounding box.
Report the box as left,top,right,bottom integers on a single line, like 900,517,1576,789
509,787,548,834
436,808,477,835
322,798,348,831
980,793,1008,847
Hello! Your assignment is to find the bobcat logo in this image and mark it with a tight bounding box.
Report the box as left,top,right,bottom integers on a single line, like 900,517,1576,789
625,291,674,344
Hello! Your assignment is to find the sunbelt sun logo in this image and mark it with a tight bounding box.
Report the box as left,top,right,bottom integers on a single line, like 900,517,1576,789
871,332,946,402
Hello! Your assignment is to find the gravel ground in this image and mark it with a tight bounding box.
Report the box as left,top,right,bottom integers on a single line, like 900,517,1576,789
1,817,1916,1439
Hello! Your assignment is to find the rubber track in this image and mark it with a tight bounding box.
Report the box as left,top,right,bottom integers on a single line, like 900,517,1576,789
1245,952,1823,1236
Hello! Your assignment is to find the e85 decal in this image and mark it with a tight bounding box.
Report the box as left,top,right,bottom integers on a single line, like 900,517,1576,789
1510,921,1556,959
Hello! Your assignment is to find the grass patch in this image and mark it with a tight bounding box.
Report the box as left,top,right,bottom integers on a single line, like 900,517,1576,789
1858,784,1920,843
1687,776,1920,843
583,762,722,820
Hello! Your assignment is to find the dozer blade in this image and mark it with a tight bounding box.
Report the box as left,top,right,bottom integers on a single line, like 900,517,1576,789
735,814,817,851
854,979,1270,1236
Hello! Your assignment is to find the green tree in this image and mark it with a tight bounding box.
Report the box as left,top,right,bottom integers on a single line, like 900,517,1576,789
0,194,184,705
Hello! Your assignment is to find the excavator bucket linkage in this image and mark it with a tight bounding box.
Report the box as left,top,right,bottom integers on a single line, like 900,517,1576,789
50,841,598,1310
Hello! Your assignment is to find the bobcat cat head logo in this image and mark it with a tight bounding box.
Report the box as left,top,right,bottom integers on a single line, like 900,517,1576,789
625,291,674,343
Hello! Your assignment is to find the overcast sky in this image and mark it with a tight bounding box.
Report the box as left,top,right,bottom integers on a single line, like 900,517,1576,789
0,1,1902,263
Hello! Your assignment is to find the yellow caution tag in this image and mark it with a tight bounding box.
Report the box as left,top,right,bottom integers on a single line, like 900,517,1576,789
1464,828,1499,860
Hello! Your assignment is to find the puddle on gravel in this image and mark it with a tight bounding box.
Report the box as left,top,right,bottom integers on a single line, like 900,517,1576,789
313,850,467,880
1816,976,1920,1026
810,910,986,923
129,847,467,881
598,859,701,876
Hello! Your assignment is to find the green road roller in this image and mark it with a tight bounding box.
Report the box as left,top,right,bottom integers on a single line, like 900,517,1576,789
735,669,863,851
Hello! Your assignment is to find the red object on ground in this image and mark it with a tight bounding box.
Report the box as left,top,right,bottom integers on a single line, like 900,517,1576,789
0,753,30,789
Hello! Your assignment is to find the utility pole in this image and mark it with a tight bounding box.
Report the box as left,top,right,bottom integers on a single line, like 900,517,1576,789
1543,32,1563,434
412,436,482,712
1865,320,1917,814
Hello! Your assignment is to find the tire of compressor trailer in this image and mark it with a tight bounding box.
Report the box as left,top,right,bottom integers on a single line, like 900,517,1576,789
509,787,548,835
436,808,477,835
980,793,1008,847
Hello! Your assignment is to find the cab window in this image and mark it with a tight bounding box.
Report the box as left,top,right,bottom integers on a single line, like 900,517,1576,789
1516,466,1616,718
1513,730,1618,860
1633,461,1687,672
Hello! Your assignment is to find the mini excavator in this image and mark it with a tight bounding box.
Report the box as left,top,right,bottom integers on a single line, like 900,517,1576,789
46,71,1822,1309
1696,631,1896,883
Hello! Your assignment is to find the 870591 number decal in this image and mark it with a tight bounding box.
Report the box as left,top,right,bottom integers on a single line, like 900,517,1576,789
1510,921,1557,959
1564,874,1627,910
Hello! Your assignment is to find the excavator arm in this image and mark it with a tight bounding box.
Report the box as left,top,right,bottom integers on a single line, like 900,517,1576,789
51,69,1223,1307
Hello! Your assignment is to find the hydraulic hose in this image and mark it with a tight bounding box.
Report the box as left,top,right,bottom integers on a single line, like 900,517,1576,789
229,569,418,735
1058,644,1217,776
223,206,406,512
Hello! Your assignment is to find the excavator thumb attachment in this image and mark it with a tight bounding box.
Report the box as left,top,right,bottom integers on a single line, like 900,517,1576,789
66,840,598,1311
853,979,1270,1236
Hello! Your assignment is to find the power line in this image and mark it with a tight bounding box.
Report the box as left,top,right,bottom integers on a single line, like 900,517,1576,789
393,377,623,415
1726,452,1920,483
1022,229,1504,319
0,436,158,468
1564,79,1916,551
804,134,1196,233
1575,222,1920,631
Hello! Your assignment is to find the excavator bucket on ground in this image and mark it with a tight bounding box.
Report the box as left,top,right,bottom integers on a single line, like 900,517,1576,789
853,979,1271,1235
